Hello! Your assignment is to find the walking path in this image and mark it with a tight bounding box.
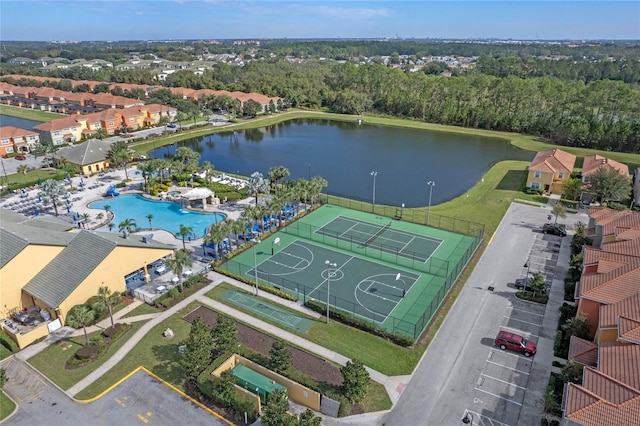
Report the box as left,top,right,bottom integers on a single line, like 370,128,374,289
30,271,404,403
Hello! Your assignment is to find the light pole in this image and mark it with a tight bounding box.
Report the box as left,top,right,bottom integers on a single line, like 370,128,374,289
252,238,261,296
370,171,378,212
426,180,435,226
308,163,311,180
325,260,337,324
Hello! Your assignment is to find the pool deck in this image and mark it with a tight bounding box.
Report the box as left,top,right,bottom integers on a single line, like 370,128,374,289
0,166,255,254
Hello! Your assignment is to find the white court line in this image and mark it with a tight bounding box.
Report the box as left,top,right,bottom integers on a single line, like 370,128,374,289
473,388,523,406
307,256,355,299
486,360,530,375
480,374,527,390
503,316,542,328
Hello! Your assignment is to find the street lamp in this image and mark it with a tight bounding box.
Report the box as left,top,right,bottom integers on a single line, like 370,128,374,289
252,238,261,296
370,171,378,212
325,260,337,324
308,163,311,180
426,180,436,226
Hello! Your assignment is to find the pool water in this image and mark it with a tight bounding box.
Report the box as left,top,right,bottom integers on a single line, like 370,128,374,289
89,194,225,238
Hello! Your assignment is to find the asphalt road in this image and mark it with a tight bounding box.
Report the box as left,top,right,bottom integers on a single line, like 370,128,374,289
380,202,586,426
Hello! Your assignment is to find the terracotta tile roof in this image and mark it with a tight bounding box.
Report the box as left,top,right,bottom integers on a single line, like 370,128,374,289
142,103,176,114
598,341,640,390
619,316,640,345
580,268,640,304
33,115,83,132
583,155,629,177
600,293,640,329
589,208,640,239
569,336,599,367
528,148,576,174
0,126,38,139
565,382,640,426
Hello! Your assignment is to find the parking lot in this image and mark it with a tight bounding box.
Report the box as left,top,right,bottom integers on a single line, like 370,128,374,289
467,227,565,425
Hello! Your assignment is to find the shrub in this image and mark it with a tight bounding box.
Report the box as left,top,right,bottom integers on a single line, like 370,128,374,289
1,330,19,353
75,344,100,360
103,323,122,338
89,335,104,345
305,299,414,347
544,374,562,416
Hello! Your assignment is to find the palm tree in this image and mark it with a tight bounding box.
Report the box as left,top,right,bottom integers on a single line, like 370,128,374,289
107,223,115,232
146,213,154,229
205,222,228,260
94,286,122,328
268,166,290,194
201,160,215,185
39,178,68,216
309,176,328,206
166,249,192,291
66,306,94,345
81,212,90,227
247,171,270,206
96,212,104,225
103,204,111,217
118,218,137,236
176,224,194,251
231,219,246,249
17,164,29,182
107,141,133,181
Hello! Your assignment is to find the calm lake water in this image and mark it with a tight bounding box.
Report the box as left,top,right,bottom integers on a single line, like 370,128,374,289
0,115,42,130
154,118,534,207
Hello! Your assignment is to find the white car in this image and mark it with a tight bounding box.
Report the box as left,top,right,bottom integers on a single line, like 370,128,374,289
155,264,166,274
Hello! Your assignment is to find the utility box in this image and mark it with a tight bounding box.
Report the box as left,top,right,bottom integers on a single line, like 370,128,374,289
232,362,287,403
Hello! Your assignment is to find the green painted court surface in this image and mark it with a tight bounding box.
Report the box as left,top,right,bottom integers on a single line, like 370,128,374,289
221,204,481,339
220,289,314,332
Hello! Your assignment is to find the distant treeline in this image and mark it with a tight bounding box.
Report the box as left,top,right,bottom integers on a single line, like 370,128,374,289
2,40,639,153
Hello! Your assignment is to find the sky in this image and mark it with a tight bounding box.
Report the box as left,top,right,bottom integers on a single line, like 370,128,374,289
1,1,639,41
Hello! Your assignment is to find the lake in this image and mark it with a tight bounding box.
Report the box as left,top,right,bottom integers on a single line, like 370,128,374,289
0,114,43,130
151,118,534,207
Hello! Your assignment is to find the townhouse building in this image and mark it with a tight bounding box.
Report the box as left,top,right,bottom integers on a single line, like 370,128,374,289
0,126,40,155
526,148,576,194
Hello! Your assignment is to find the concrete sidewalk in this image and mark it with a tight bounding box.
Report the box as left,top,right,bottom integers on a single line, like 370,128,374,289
51,271,404,408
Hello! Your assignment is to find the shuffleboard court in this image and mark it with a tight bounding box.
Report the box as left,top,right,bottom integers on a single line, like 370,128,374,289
246,240,421,324
315,216,442,262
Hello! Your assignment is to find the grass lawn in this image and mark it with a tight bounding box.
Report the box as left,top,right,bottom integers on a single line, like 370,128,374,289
74,302,199,400
0,345,13,361
121,302,160,318
28,321,146,391
0,105,65,122
4,169,67,193
0,392,16,421
206,283,423,376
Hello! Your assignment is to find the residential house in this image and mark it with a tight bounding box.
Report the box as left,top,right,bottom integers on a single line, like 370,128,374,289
33,115,88,146
581,155,629,184
140,103,177,125
0,209,174,349
526,149,576,194
586,207,640,248
0,126,39,155
54,138,113,175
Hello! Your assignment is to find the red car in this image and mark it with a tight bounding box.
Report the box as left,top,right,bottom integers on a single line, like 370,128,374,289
15,155,26,160
495,330,537,357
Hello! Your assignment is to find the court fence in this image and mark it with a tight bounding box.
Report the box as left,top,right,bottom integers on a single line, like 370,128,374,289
320,192,485,238
220,227,482,341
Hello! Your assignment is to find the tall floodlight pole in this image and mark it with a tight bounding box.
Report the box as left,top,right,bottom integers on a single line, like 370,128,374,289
427,181,436,226
370,171,378,213
325,260,337,324
252,238,261,296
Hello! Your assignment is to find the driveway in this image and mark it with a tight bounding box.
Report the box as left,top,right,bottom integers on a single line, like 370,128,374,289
380,202,586,426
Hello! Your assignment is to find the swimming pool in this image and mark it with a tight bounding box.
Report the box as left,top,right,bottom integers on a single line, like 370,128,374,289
89,194,225,239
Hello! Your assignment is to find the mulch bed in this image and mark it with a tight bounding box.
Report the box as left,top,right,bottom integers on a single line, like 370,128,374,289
184,305,343,387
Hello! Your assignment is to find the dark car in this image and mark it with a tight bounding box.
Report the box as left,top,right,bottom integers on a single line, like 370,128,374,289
495,330,537,357
167,123,177,128
542,223,567,236
15,155,26,160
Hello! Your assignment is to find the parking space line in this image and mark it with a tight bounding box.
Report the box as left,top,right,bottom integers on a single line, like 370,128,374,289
480,373,527,390
473,387,523,406
503,316,542,327
507,307,545,317
489,348,531,359
487,360,530,375
497,326,539,339
464,409,511,426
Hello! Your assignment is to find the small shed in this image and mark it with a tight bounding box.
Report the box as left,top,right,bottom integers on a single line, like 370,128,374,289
232,362,287,403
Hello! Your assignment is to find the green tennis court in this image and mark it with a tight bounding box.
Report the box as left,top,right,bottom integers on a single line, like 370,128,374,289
221,204,482,339
247,239,421,324
315,215,442,262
